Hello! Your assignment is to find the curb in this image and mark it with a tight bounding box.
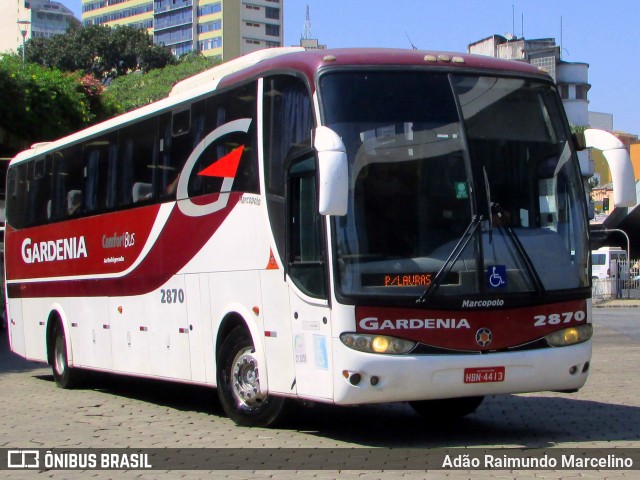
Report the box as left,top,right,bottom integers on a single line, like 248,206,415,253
593,301,640,308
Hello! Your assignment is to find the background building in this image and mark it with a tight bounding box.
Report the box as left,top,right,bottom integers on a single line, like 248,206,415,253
589,111,614,131
81,0,284,61
0,0,79,54
468,34,594,181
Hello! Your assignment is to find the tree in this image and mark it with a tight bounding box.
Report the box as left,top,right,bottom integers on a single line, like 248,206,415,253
25,24,176,82
0,55,118,145
104,53,218,112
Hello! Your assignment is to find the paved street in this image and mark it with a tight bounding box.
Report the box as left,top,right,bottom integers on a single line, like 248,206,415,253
1,307,639,479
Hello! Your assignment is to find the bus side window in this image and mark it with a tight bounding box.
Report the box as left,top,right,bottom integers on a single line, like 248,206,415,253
192,101,225,197
225,84,258,195
119,117,158,207
84,135,118,214
263,75,313,264
186,84,258,199
26,156,53,226
6,163,29,229
51,145,83,220
287,155,327,299
159,101,206,201
120,138,134,205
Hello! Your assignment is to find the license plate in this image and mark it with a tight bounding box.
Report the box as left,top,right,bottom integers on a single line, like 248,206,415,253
464,366,505,383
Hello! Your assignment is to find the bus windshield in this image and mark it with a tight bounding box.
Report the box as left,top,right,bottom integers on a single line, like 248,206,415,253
320,71,589,301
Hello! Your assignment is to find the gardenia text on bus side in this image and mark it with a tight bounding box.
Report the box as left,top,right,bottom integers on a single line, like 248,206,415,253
21,236,88,264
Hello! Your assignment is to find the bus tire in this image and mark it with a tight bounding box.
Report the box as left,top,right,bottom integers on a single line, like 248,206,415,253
409,396,484,421
216,326,285,427
50,322,84,389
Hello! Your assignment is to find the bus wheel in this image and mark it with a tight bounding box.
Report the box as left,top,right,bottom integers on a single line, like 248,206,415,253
409,396,484,421
217,326,285,427
51,322,83,389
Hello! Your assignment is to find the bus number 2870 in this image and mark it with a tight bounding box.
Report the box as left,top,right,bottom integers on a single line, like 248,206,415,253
533,310,585,326
161,288,185,304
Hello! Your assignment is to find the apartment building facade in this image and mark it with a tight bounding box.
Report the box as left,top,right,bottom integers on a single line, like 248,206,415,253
0,0,79,54
81,0,283,60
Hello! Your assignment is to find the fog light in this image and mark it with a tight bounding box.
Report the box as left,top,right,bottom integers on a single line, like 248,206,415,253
370,376,379,386
349,373,362,385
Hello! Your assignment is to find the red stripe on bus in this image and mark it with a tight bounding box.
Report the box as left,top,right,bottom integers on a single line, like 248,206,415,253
5,194,242,298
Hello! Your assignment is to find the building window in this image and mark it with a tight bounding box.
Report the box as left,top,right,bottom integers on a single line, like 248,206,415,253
83,3,154,26
576,85,589,100
265,24,279,37
155,9,193,30
198,2,221,16
199,20,222,33
155,25,193,46
558,84,568,100
265,7,279,19
199,36,222,51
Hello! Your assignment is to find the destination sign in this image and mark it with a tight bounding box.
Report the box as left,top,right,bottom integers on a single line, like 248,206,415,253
361,272,459,287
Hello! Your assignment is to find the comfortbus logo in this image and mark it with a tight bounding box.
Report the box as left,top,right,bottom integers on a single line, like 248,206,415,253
21,236,88,264
102,232,136,249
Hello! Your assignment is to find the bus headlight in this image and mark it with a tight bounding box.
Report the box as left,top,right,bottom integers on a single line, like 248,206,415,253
545,324,593,347
340,333,416,354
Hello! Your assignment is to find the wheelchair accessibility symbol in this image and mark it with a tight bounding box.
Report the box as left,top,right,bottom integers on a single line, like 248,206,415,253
487,265,507,288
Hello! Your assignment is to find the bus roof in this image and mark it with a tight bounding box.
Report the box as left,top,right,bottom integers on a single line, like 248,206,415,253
220,47,547,88
10,47,549,165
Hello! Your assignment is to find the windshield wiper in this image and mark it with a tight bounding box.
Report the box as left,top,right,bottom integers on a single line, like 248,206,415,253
417,214,484,304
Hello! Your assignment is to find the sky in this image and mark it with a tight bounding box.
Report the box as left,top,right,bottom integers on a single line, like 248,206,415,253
58,0,639,134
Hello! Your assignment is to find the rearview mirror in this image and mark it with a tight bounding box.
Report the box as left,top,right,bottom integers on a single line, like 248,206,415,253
315,126,348,216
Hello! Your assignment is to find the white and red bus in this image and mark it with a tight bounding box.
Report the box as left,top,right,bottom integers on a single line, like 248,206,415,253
4,48,636,427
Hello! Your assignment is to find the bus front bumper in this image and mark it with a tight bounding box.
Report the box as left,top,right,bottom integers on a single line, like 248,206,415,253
332,338,591,404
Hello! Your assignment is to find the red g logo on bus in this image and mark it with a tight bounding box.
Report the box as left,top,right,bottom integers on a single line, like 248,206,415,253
475,328,493,347
176,118,251,217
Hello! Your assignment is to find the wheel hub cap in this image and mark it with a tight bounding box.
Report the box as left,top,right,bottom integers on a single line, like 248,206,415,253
231,348,266,407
